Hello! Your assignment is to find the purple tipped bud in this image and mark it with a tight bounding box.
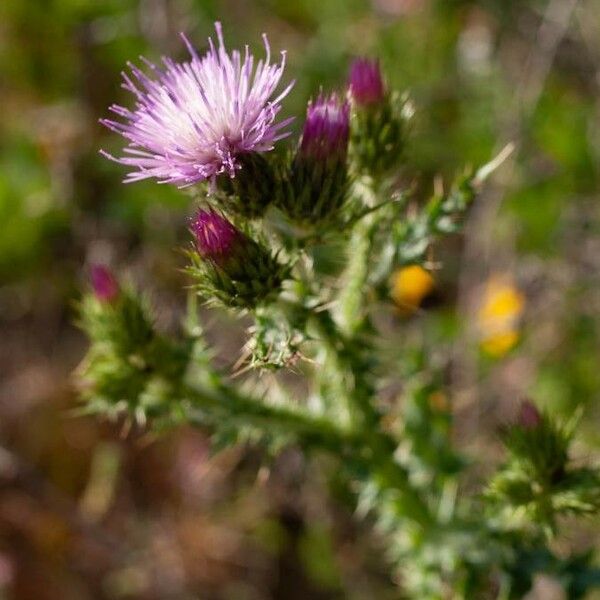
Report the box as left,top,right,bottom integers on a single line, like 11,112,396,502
188,209,286,307
277,94,351,223
519,400,542,430
299,94,350,161
91,265,119,302
349,58,385,107
191,209,244,266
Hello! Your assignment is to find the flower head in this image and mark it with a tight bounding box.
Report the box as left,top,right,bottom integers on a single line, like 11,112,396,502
191,209,244,265
101,23,294,187
299,94,350,162
349,58,385,107
91,265,119,302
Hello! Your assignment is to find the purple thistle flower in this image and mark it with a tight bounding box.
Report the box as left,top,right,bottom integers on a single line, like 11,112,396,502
191,209,244,264
91,265,119,302
348,58,385,107
100,23,294,187
299,94,350,162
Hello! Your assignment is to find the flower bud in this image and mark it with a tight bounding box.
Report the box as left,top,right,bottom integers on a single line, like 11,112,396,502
349,58,385,107
189,209,287,308
519,400,542,430
299,94,350,161
78,276,188,421
91,265,119,302
276,94,350,225
348,58,408,177
193,209,245,267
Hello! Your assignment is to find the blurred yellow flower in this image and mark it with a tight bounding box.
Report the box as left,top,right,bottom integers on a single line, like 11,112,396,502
390,265,435,315
428,390,449,412
480,330,520,357
477,276,525,357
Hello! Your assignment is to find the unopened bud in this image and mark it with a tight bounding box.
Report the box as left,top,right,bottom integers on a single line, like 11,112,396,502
277,94,350,224
349,58,385,107
519,400,542,430
189,209,287,308
348,58,407,177
90,265,119,302
192,209,246,268
299,94,350,162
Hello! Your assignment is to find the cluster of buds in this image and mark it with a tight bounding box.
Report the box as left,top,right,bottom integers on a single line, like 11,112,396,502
99,22,408,310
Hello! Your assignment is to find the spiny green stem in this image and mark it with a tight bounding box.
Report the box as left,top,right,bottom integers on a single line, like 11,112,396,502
309,307,381,429
337,213,379,337
337,175,395,336
181,379,433,526
184,380,365,454
268,301,433,524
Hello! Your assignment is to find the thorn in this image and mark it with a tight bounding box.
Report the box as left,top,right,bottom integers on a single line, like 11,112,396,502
475,142,515,185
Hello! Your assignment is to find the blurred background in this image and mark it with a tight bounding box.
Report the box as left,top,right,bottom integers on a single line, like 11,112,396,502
1,0,600,597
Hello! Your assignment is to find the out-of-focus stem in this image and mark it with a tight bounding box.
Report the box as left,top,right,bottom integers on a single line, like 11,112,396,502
337,213,379,337
337,176,381,337
306,305,380,429
184,379,364,455
182,379,433,526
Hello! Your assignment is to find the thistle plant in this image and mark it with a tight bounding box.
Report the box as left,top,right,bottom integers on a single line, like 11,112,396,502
78,23,600,598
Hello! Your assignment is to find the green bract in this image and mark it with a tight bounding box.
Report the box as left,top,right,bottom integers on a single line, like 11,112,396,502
350,91,411,178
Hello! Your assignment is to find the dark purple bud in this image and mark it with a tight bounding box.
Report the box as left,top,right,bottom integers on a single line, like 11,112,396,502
91,265,119,302
299,94,350,162
519,400,542,430
349,58,385,107
191,209,244,266
189,208,285,307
